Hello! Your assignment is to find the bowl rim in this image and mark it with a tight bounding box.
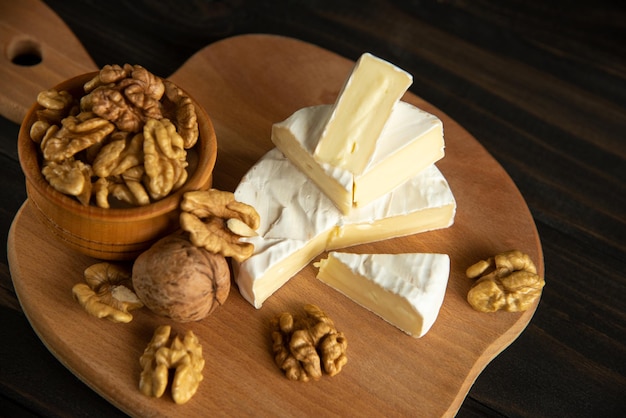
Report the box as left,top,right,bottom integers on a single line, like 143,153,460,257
17,71,217,222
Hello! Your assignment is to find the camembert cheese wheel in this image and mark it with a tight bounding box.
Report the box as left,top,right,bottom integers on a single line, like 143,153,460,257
232,148,456,308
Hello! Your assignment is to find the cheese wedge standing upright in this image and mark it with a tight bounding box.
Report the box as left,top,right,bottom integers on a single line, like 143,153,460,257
313,53,413,175
316,252,450,338
272,101,444,214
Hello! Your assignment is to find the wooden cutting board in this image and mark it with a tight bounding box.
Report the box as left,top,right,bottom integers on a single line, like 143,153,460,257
4,2,544,417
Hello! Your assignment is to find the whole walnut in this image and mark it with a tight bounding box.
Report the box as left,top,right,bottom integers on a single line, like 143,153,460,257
132,232,230,322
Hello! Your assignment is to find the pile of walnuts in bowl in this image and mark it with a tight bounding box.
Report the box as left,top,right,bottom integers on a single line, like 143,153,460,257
29,64,199,208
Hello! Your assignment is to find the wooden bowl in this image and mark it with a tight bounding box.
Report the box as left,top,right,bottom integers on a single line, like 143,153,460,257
17,72,217,260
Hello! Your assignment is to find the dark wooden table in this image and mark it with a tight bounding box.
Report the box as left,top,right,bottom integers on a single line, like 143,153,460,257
1,1,624,417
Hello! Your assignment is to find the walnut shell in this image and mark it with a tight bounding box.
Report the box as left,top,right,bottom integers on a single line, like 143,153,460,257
132,232,230,322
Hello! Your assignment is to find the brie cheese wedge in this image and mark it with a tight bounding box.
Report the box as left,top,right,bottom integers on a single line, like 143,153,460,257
272,101,444,214
232,148,456,309
316,252,450,338
313,53,413,175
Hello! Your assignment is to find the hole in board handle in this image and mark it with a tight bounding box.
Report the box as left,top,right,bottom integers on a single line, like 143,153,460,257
7,37,43,66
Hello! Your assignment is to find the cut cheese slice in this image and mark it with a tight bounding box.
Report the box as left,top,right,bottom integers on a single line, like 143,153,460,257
232,148,456,309
315,252,450,338
313,53,413,175
272,101,444,214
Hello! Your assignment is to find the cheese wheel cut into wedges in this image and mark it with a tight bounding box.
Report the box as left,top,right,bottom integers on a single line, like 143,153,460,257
232,148,455,309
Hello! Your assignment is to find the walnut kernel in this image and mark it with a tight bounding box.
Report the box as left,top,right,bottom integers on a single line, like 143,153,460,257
270,304,348,382
180,189,260,262
30,64,200,207
466,250,545,313
72,262,143,323
139,325,204,404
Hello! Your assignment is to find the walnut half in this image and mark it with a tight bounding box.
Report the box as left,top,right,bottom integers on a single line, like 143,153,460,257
466,250,545,313
72,262,143,323
139,325,204,404
180,189,260,262
270,304,348,382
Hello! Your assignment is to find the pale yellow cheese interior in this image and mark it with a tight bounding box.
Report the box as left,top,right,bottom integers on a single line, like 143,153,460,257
236,232,330,306
313,53,412,175
272,102,444,215
316,252,450,338
328,205,456,250
271,108,353,213
353,127,444,207
316,255,425,336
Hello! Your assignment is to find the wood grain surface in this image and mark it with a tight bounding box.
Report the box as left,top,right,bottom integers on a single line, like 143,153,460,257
1,1,624,417
0,0,97,124
8,33,543,418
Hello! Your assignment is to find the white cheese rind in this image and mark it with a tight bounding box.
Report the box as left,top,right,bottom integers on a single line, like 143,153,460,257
271,105,353,213
316,252,450,338
313,53,413,175
272,101,444,214
233,148,456,308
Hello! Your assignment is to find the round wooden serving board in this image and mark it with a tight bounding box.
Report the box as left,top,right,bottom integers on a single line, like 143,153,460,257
7,30,543,418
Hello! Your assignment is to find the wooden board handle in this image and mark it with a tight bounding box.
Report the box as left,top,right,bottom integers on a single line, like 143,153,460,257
0,0,98,124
